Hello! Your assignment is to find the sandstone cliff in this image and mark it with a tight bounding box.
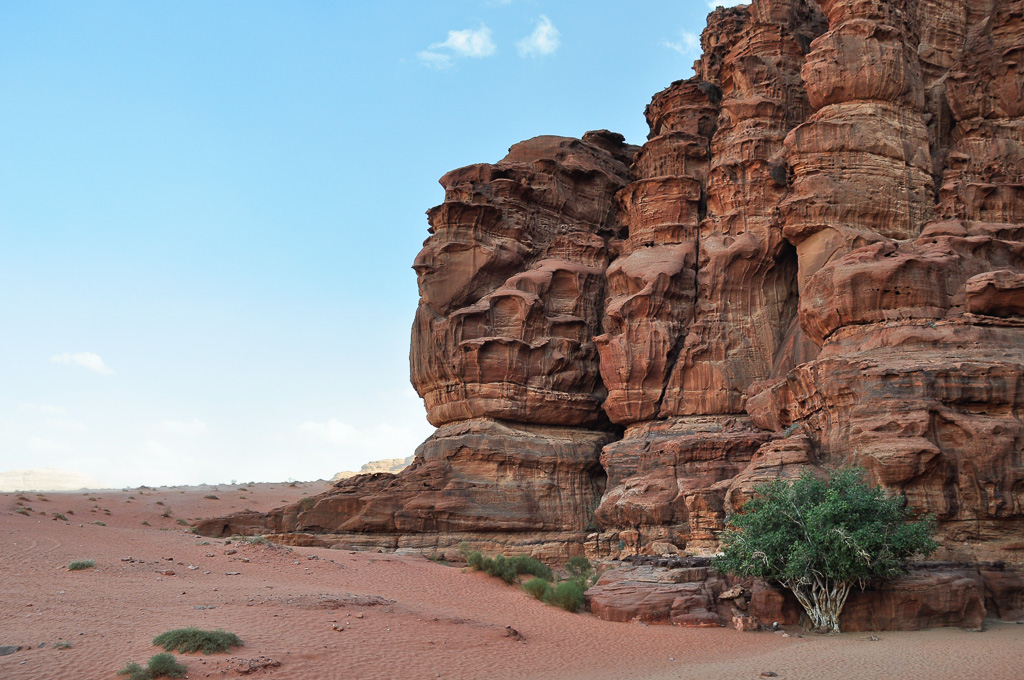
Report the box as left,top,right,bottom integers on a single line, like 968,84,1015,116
197,0,1024,624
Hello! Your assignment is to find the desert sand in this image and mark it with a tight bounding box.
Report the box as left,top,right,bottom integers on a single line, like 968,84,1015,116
2,482,1021,680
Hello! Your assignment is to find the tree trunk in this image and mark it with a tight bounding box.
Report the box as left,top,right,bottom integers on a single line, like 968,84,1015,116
785,578,853,633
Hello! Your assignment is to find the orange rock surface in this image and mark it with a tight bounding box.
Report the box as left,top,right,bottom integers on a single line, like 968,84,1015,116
202,0,1024,630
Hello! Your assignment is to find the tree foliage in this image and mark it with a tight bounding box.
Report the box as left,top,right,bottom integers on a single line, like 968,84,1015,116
713,467,937,632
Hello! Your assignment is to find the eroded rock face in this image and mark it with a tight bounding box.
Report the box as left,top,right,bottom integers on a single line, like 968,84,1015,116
411,132,635,428
201,0,1024,627
586,560,987,632
194,418,613,561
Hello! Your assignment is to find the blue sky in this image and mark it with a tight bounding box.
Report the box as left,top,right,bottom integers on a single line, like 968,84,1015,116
0,0,743,487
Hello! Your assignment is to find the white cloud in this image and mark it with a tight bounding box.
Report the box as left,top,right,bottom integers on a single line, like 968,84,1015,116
154,418,208,436
517,15,560,58
417,50,453,69
50,351,114,375
664,30,701,55
419,25,496,68
708,0,747,8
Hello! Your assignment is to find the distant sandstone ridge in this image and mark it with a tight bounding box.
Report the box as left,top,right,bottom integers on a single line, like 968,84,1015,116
332,456,414,482
0,468,109,492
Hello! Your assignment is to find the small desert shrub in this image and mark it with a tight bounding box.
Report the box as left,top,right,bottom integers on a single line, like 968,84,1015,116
68,559,95,571
161,508,172,518
15,508,29,516
523,577,552,600
461,547,552,585
155,501,164,506
141,521,151,526
53,512,68,521
543,579,586,612
204,494,219,500
53,640,72,649
152,627,243,655
565,555,597,587
16,494,29,501
118,661,148,680
509,555,553,581
66,509,74,515
176,518,189,526
147,653,187,678
119,653,188,679
91,521,106,526
298,496,316,512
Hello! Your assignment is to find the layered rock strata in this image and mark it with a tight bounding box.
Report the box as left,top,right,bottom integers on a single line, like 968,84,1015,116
596,0,828,553
200,0,1024,629
197,132,635,558
586,558,990,632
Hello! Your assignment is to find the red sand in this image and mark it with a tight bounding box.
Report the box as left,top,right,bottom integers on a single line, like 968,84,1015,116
2,483,1021,680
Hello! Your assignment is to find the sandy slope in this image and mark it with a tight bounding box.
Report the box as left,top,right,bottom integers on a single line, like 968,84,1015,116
1,482,1020,680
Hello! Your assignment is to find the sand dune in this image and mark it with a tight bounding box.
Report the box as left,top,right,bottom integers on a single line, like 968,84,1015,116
1,482,1020,680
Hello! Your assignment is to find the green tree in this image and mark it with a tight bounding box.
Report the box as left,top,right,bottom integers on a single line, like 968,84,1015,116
713,468,937,633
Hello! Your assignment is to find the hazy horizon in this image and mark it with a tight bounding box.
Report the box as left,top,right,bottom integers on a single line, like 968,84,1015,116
1,0,744,488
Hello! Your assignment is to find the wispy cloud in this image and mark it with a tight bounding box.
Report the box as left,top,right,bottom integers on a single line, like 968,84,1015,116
419,25,497,69
154,418,208,436
517,15,560,58
664,30,701,55
708,0,747,8
50,351,114,375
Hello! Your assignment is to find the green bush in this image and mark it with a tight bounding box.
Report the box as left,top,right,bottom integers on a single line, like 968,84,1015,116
522,577,552,601
713,467,937,633
53,512,68,521
463,550,550,584
565,556,595,585
543,579,586,612
118,653,187,680
233,535,268,545
68,559,95,571
152,627,243,654
117,661,149,680
509,555,553,581
298,496,316,512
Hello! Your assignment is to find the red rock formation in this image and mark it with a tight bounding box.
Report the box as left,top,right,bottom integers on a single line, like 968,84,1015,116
595,0,826,556
200,0,1024,631
198,133,634,559
586,560,987,632
411,132,635,428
